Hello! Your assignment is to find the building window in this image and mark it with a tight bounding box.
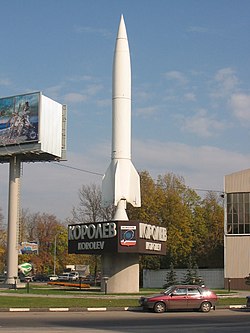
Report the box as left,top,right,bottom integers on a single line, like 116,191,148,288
227,193,250,234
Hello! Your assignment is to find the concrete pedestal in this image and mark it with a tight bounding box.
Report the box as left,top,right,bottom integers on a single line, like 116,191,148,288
101,253,139,293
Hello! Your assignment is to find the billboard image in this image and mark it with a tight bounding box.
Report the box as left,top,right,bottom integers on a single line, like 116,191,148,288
18,241,38,255
0,92,39,146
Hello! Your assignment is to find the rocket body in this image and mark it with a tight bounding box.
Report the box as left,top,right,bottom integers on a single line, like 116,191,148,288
102,15,141,211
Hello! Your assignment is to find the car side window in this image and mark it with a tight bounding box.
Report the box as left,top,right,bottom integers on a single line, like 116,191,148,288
187,287,201,295
173,288,187,296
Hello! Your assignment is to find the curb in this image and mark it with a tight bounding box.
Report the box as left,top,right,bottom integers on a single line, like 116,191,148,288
1,306,249,312
1,306,142,312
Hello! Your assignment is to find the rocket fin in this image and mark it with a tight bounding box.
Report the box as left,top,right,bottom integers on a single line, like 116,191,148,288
114,160,141,207
102,160,141,208
102,162,114,207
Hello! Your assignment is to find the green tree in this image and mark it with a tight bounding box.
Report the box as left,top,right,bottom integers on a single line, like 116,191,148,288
163,262,178,288
157,173,196,267
199,192,224,267
182,257,204,285
128,170,164,224
127,171,166,271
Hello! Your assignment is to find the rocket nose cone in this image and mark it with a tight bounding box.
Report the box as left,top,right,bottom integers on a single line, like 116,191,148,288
117,14,128,39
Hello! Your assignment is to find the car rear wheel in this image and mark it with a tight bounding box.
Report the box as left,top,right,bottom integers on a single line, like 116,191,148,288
200,301,211,312
153,302,166,313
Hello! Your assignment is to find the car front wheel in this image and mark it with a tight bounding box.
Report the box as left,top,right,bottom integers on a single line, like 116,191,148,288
200,301,211,312
153,302,166,313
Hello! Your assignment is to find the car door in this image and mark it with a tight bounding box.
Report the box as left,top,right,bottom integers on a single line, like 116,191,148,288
187,287,203,309
168,287,188,310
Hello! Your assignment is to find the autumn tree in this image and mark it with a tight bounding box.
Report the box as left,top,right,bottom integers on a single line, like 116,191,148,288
0,208,6,273
198,191,224,267
128,170,164,224
127,171,163,270
157,173,195,266
128,171,224,269
70,183,114,223
69,184,115,277
19,211,68,274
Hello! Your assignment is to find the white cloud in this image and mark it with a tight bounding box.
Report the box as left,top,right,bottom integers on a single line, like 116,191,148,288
0,151,105,224
63,84,103,104
44,83,66,101
136,106,158,116
178,109,226,137
68,75,95,82
97,98,110,107
64,92,87,103
230,93,250,123
0,78,11,86
134,139,250,192
211,67,239,98
135,89,153,102
74,25,112,38
85,84,103,96
184,93,196,101
164,71,188,85
1,139,250,223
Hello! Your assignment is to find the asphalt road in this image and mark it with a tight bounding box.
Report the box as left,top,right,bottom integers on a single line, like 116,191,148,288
0,309,250,333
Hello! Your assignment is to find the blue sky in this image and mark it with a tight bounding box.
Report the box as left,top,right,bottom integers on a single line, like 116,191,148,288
0,0,250,222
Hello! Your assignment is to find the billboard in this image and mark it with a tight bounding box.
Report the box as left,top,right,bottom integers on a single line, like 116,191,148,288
68,221,167,256
18,241,38,255
0,92,39,146
0,92,67,162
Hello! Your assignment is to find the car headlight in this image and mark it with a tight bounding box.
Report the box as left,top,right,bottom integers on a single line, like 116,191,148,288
139,297,147,305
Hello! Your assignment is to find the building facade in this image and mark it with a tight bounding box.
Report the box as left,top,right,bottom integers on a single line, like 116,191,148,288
224,169,250,290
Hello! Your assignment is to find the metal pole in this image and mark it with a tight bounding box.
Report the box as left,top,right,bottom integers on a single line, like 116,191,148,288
6,156,21,285
53,235,57,276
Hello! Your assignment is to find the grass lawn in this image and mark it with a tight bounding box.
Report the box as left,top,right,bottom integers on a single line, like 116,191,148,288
0,284,247,308
0,296,138,308
0,296,246,309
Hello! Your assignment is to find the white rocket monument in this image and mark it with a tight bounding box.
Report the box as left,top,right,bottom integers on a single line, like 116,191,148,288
102,15,141,220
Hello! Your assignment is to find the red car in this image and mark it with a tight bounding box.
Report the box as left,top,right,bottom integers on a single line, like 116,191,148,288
139,285,217,313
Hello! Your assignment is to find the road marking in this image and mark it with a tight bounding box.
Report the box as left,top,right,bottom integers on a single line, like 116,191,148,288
9,308,30,312
229,305,246,309
49,308,69,312
87,308,107,311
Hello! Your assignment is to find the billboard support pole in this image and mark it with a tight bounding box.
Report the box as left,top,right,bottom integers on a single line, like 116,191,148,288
5,156,21,285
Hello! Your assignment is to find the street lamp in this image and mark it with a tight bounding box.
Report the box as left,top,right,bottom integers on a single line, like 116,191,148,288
53,232,64,275
53,234,61,276
53,235,57,276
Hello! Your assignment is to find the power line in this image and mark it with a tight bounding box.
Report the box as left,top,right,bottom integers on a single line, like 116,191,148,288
192,188,223,194
52,162,224,193
52,162,103,176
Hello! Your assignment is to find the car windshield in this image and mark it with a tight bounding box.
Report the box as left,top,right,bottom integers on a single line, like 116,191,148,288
163,286,175,295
